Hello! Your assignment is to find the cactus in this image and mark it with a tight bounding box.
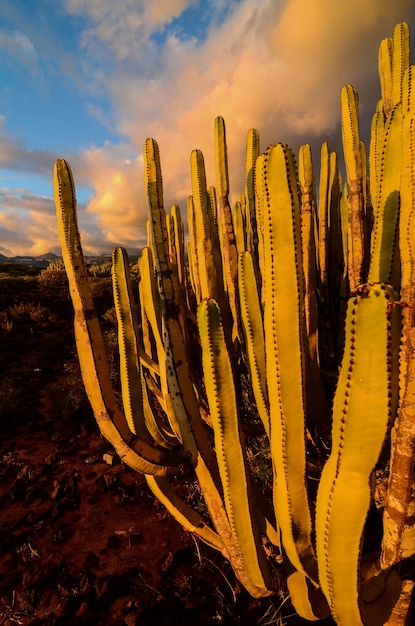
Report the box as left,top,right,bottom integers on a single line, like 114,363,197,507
259,143,318,582
54,158,184,475
214,116,240,344
198,298,275,595
54,22,415,625
341,84,367,292
315,283,401,625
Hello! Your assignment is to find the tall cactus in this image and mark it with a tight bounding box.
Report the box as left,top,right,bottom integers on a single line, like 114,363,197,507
54,21,415,625
258,143,317,581
54,159,183,475
341,84,367,292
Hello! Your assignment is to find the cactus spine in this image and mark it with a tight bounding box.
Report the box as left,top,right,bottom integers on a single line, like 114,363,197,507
54,22,415,625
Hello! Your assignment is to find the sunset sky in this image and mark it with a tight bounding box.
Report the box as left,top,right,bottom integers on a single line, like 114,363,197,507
1,0,414,257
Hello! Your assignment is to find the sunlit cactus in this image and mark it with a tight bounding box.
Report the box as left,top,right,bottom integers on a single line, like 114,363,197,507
54,22,415,625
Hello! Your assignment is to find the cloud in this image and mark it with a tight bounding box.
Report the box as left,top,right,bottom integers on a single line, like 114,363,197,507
0,116,56,174
0,190,59,256
0,188,53,214
0,182,111,257
0,116,145,256
2,0,415,257
45,0,414,260
65,0,195,62
74,143,146,252
0,29,39,72
99,0,415,219
0,122,64,256
0,0,83,93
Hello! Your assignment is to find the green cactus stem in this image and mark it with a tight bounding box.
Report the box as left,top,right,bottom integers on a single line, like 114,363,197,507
214,116,240,342
287,570,330,621
146,474,223,551
298,143,330,430
381,65,415,570
316,283,401,624
238,251,269,436
232,201,246,256
368,104,402,288
259,143,318,582
112,246,151,442
379,36,393,116
190,149,224,304
369,103,385,225
52,22,415,623
244,127,260,255
198,298,275,596
186,195,201,303
391,21,410,109
341,84,366,292
54,159,183,475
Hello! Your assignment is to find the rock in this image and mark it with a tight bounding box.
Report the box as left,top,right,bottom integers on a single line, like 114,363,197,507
103,452,117,465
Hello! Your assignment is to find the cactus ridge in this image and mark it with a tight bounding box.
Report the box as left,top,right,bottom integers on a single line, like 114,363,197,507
233,201,246,256
316,283,401,623
380,93,415,570
238,251,269,436
341,84,362,182
53,21,415,621
341,84,366,292
215,116,230,198
402,65,415,116
214,117,240,342
379,36,393,115
144,138,175,302
299,143,330,429
190,149,217,301
186,195,201,302
369,109,385,214
318,141,331,289
392,22,410,108
368,106,402,286
146,475,223,551
112,246,150,441
261,144,317,580
198,298,274,595
54,160,183,475
245,128,260,253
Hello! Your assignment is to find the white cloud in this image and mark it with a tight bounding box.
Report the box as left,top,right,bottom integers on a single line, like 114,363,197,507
65,0,195,61
0,192,59,256
0,116,55,174
97,0,415,217
0,29,40,77
75,143,147,251
2,0,415,256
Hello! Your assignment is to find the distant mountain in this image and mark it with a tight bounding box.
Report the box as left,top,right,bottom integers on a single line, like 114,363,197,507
0,252,60,268
0,251,140,269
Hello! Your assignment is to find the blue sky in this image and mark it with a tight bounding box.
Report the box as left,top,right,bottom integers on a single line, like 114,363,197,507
0,0,414,256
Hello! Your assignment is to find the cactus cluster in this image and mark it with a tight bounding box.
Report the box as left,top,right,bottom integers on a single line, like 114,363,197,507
54,23,415,625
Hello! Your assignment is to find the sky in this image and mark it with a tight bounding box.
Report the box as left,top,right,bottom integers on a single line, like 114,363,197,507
0,0,414,257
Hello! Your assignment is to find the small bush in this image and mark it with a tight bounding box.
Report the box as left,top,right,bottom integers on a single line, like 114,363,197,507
0,263,41,278
39,359,92,421
0,309,12,334
46,260,65,271
0,378,21,420
8,302,51,325
37,268,68,287
87,262,112,278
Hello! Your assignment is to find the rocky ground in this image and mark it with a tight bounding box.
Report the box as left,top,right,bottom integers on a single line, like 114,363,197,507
0,265,333,625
